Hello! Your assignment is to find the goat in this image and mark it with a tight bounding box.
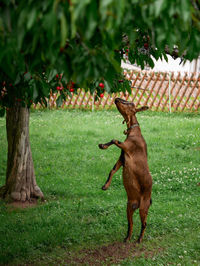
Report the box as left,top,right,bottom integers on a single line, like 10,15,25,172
98,98,152,243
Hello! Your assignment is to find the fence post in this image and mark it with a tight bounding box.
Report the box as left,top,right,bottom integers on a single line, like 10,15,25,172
92,92,95,112
169,72,172,113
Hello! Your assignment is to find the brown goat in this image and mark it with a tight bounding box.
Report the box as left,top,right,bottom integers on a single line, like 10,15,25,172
98,98,152,243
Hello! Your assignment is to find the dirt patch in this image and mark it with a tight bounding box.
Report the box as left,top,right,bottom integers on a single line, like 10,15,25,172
64,241,163,265
7,198,38,210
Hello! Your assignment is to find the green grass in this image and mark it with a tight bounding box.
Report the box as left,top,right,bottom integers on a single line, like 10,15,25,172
0,109,200,265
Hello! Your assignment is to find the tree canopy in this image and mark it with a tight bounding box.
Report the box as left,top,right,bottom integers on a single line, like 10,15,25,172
0,0,200,112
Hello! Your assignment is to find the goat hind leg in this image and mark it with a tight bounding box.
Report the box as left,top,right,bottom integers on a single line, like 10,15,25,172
102,159,122,190
124,201,139,242
137,198,151,243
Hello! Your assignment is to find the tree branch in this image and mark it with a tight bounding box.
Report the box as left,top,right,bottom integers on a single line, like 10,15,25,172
164,46,186,59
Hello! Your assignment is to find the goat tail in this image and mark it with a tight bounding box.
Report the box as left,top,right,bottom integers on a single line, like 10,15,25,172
150,198,152,205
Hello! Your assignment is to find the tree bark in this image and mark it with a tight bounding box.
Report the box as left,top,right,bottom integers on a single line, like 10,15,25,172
0,103,44,202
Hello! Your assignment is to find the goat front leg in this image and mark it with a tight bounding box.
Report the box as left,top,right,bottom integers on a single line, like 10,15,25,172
98,140,114,150
99,139,126,150
102,158,122,190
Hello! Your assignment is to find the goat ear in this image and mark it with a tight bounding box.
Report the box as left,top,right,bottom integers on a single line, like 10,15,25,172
136,106,149,112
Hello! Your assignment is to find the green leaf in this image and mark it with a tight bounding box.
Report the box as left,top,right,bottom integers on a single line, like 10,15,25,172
0,107,5,117
126,82,132,95
104,80,111,93
154,0,166,17
41,81,50,98
85,2,98,39
56,95,63,107
163,52,168,62
148,57,154,68
181,0,190,22
100,0,113,21
47,69,57,82
33,83,39,101
17,28,25,50
60,12,68,47
27,9,36,30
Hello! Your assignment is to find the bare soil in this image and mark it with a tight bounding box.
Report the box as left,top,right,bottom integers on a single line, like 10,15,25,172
7,199,38,210
63,241,163,265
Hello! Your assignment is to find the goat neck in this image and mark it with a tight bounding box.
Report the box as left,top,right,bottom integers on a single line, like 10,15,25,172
124,116,141,136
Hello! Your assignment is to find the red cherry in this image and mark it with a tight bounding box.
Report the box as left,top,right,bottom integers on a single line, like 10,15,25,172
126,49,129,52
56,86,61,91
144,43,149,49
70,88,74,92
99,83,104,89
100,93,104,98
56,74,59,79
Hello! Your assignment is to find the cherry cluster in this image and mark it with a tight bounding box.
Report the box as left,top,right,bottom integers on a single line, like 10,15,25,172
55,74,75,93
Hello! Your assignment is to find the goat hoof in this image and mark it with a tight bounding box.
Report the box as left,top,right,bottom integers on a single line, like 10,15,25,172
98,144,108,149
137,238,142,244
98,144,104,149
102,185,108,190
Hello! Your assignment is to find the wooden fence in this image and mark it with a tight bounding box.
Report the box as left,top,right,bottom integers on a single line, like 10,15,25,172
47,71,200,112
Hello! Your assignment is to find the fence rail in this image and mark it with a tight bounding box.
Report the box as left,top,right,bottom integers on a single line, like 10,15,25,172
45,71,200,111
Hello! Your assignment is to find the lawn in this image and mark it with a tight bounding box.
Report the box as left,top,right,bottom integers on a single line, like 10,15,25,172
0,109,200,265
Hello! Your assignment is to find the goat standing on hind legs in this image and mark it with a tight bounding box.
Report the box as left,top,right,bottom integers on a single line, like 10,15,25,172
98,98,152,243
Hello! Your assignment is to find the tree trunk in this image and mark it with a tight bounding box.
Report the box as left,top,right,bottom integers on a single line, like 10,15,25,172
0,103,44,202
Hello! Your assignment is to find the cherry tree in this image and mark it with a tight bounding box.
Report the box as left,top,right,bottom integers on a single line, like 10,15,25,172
0,0,199,202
